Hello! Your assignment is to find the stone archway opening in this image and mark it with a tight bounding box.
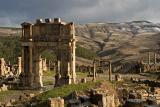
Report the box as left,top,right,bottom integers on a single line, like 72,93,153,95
40,49,57,87
21,18,76,89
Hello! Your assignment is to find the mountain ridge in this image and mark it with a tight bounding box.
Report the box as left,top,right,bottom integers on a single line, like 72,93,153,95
0,20,160,65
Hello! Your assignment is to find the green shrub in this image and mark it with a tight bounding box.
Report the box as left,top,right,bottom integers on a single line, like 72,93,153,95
0,37,97,65
36,81,100,106
0,36,21,64
76,45,97,60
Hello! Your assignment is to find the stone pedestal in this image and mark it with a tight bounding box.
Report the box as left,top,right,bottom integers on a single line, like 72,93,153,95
91,93,116,107
33,55,43,88
48,98,64,107
33,74,43,89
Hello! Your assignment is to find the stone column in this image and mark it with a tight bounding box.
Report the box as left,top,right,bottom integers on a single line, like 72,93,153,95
44,59,47,71
154,53,157,64
21,27,24,39
67,62,70,76
57,60,61,76
109,61,112,81
54,59,61,87
139,68,142,73
93,60,96,82
22,47,29,87
33,54,43,88
17,57,22,75
48,60,51,71
53,62,56,72
140,59,144,64
88,66,91,76
21,47,24,73
0,58,5,76
29,46,34,87
71,40,76,84
148,52,151,64
42,58,47,71
38,57,43,87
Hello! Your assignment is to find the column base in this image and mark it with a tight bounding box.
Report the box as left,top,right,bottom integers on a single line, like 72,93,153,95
32,83,43,89
19,83,43,90
21,73,34,88
20,73,43,89
33,75,43,89
54,75,72,87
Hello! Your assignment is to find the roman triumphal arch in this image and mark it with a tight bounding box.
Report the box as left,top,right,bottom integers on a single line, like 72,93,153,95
21,18,76,89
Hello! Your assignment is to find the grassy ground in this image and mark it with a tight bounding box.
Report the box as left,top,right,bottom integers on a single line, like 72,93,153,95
0,90,38,103
0,90,16,101
0,71,89,104
76,71,88,78
36,81,100,106
0,72,153,106
43,70,56,77
43,71,88,86
43,70,55,86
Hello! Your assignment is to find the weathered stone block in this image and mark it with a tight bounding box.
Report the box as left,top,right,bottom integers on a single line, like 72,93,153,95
1,84,8,91
115,74,122,81
91,94,115,107
48,97,64,107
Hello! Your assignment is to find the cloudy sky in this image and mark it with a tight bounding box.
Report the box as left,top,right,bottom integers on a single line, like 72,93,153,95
0,0,160,27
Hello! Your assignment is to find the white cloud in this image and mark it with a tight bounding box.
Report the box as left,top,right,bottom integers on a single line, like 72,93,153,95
0,0,160,26
0,17,12,26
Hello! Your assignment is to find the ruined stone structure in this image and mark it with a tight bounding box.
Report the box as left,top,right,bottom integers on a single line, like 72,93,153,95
76,65,93,73
0,58,9,76
118,52,160,73
93,59,112,81
139,52,160,72
21,18,76,88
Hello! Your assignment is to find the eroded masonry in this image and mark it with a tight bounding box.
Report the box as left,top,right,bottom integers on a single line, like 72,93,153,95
21,18,76,89
139,52,160,72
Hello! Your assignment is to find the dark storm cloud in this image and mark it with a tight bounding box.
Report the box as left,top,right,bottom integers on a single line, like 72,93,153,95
0,0,160,26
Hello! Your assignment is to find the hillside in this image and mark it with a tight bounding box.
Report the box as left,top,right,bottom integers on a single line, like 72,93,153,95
75,21,160,64
0,27,21,36
0,21,160,66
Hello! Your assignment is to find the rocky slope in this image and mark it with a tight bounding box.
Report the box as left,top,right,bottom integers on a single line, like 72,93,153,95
75,21,160,64
1,21,160,65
